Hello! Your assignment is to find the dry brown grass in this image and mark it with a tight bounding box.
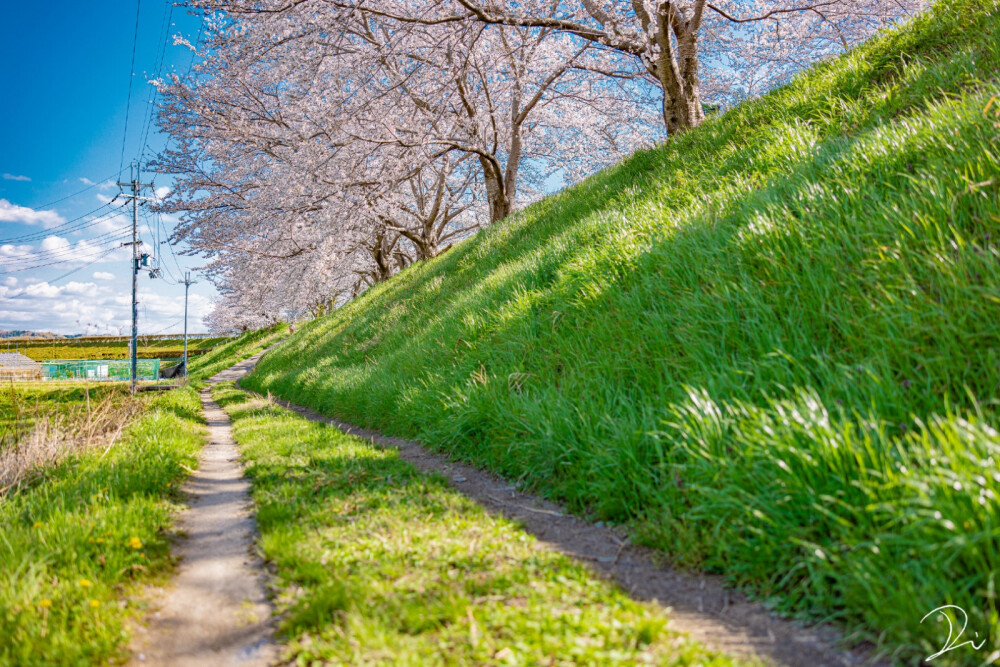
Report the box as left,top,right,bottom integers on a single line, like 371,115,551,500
0,386,145,494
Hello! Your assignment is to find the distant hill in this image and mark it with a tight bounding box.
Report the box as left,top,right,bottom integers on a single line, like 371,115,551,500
0,329,67,340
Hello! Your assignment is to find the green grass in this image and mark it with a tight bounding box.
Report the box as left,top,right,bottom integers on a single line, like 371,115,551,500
0,387,205,666
213,382,736,666
9,337,228,361
244,1,1000,662
184,324,288,386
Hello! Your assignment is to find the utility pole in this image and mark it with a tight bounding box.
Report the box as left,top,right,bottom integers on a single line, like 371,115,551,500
182,272,197,376
117,162,154,395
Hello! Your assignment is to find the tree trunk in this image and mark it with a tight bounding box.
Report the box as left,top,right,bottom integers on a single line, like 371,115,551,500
415,234,438,261
370,231,396,283
654,4,705,135
504,125,522,210
480,155,512,223
660,80,704,134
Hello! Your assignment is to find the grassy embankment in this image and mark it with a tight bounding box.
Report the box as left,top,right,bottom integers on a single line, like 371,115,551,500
0,325,286,665
213,382,733,666
245,1,1000,661
183,323,288,386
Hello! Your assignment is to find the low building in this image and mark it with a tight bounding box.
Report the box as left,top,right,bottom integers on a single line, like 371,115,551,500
0,352,43,381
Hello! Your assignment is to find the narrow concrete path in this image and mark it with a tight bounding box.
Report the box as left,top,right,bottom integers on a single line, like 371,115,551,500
131,353,275,666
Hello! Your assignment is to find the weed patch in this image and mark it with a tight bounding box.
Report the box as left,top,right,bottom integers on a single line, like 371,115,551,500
0,387,205,666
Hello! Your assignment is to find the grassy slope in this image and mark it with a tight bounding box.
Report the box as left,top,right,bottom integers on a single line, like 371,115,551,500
213,382,733,666
246,1,1000,660
0,388,204,666
184,323,288,386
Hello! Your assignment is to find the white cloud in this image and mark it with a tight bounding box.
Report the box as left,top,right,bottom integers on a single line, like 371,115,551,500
0,219,213,335
0,199,65,227
154,185,171,202
23,282,62,298
81,177,116,191
0,243,33,262
0,237,129,273
40,235,70,252
2,173,31,182
88,208,130,233
1,281,210,337
63,281,98,297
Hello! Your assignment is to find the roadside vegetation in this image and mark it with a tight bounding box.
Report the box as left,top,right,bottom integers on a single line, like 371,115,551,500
0,323,286,665
244,1,1000,661
0,386,204,666
213,382,733,666
8,336,228,361
1,384,143,491
0,384,135,434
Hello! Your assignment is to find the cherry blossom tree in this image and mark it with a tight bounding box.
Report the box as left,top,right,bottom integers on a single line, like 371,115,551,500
198,0,661,222
155,0,661,326
369,0,927,133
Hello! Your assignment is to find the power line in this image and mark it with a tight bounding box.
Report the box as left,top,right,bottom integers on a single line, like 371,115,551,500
3,223,131,259
15,169,122,213
156,210,185,278
136,0,175,166
0,248,121,298
119,0,144,176
145,317,183,336
1,228,130,265
0,240,129,274
0,232,131,273
0,227,132,268
0,200,126,245
46,248,121,284
1,224,130,260
139,208,178,284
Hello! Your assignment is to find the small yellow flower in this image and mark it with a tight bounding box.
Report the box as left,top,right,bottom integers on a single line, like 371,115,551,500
33,522,42,529
39,599,52,608
89,599,100,608
127,537,143,550
78,579,92,588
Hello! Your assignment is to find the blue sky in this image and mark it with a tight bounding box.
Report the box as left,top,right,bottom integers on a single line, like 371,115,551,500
0,1,214,335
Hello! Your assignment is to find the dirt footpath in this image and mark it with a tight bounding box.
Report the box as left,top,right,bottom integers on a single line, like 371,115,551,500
266,393,880,667
130,355,276,666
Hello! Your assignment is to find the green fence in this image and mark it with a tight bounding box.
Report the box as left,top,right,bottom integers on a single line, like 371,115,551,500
42,359,161,381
